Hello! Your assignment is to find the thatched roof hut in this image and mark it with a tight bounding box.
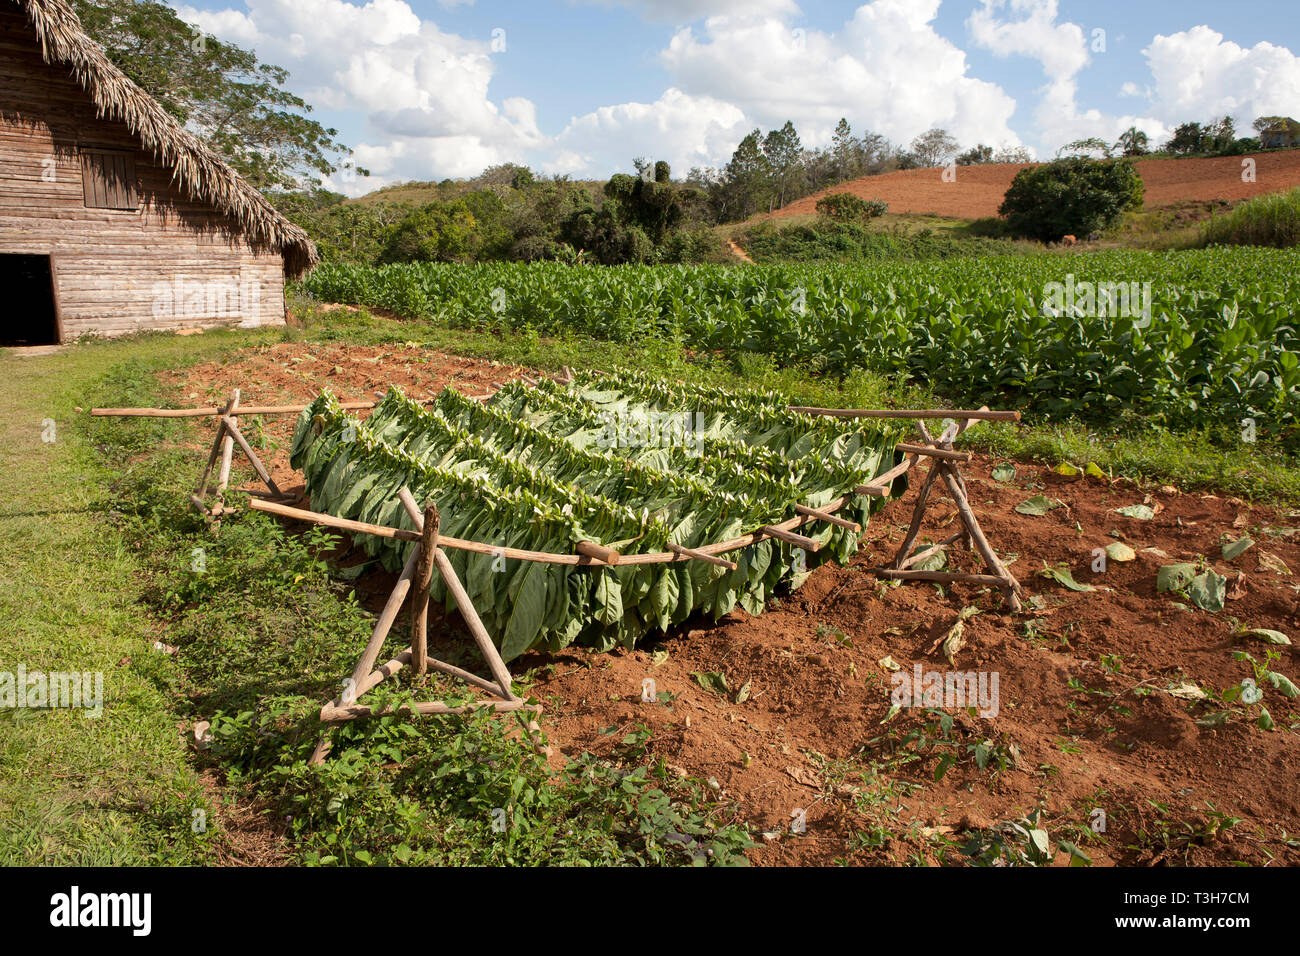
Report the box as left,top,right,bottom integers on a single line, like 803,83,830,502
1,0,319,344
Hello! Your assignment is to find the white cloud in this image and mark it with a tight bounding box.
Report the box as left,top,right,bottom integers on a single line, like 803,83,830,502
967,0,1088,82
657,0,1023,157
177,0,540,190
584,0,800,22
551,88,747,176
1141,26,1300,125
967,0,1166,155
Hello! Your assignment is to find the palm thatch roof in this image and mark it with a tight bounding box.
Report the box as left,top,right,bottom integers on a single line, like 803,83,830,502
14,0,318,276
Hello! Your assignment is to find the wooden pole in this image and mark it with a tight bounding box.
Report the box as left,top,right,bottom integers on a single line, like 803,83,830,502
214,388,240,502
896,442,971,462
665,542,738,570
218,415,282,497
345,546,421,699
194,396,234,497
874,569,1008,586
789,406,1019,421
411,502,439,675
321,699,540,723
936,463,1023,612
760,525,822,551
793,503,860,532
397,488,516,701
891,464,942,570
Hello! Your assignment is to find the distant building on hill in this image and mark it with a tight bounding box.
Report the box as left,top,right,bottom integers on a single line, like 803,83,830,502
1256,116,1300,150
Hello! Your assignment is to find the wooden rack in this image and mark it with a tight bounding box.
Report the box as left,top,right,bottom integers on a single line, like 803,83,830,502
91,375,1024,763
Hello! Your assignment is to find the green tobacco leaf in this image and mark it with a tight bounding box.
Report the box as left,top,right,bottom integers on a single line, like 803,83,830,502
1016,495,1062,516
1104,542,1136,562
992,462,1016,482
908,545,947,572
1157,563,1196,592
1266,672,1300,698
1245,628,1291,645
1188,571,1226,612
692,671,729,696
500,562,548,661
1221,537,1254,561
1115,504,1156,520
1039,563,1094,592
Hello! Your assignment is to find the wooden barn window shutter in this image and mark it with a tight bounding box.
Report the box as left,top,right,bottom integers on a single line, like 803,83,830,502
80,149,138,210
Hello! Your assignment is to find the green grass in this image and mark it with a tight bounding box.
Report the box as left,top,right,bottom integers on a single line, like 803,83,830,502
0,334,248,864
1200,187,1300,248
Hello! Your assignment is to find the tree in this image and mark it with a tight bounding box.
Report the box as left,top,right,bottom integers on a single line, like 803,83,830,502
722,130,771,220
762,121,803,210
831,118,858,180
74,0,350,190
998,158,1144,242
909,129,959,168
956,144,994,166
1058,137,1114,159
992,145,1033,163
1115,127,1149,157
1165,122,1205,155
814,192,887,223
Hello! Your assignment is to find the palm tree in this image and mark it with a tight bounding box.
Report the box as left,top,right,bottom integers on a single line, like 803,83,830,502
1116,127,1149,157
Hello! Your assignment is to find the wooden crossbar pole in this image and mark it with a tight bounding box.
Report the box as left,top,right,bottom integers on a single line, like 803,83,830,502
936,463,1022,612
321,699,540,723
760,525,822,551
793,504,860,532
789,406,1019,421
899,530,967,570
666,542,738,570
896,442,972,462
576,540,621,565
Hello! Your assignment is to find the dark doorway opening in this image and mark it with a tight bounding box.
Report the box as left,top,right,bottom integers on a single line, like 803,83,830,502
1,254,60,346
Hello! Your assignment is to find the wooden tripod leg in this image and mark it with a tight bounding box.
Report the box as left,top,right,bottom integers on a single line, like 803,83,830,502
411,503,439,674
215,389,240,502
194,397,235,503
398,488,515,700
892,463,941,569
344,546,422,700
937,462,1022,612
219,415,282,497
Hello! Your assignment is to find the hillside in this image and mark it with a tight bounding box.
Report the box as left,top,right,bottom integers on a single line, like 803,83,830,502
755,152,1300,223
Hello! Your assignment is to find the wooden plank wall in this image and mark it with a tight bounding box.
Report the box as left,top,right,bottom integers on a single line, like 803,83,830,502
0,8,287,339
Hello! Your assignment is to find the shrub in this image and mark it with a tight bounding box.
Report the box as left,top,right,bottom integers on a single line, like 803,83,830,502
815,192,888,223
998,158,1144,242
1200,188,1300,248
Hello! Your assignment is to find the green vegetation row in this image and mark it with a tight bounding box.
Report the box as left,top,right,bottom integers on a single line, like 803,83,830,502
299,249,1300,450
290,371,906,659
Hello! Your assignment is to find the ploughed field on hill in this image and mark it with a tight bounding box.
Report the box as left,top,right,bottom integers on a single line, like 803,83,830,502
757,152,1300,222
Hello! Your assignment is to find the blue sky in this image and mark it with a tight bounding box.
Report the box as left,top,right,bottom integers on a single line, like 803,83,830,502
173,0,1300,192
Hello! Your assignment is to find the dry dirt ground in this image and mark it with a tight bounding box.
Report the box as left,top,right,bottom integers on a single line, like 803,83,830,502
163,344,1300,866
756,152,1300,223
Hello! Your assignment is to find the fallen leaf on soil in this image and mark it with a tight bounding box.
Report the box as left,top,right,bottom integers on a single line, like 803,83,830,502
785,765,820,788
1166,682,1208,701
877,655,901,672
1016,495,1062,516
1116,504,1156,520
1105,542,1137,562
1222,537,1254,561
1258,552,1292,575
1227,572,1248,601
1245,628,1291,645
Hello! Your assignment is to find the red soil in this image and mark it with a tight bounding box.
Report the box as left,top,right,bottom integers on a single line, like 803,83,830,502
167,344,1300,866
759,152,1300,223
